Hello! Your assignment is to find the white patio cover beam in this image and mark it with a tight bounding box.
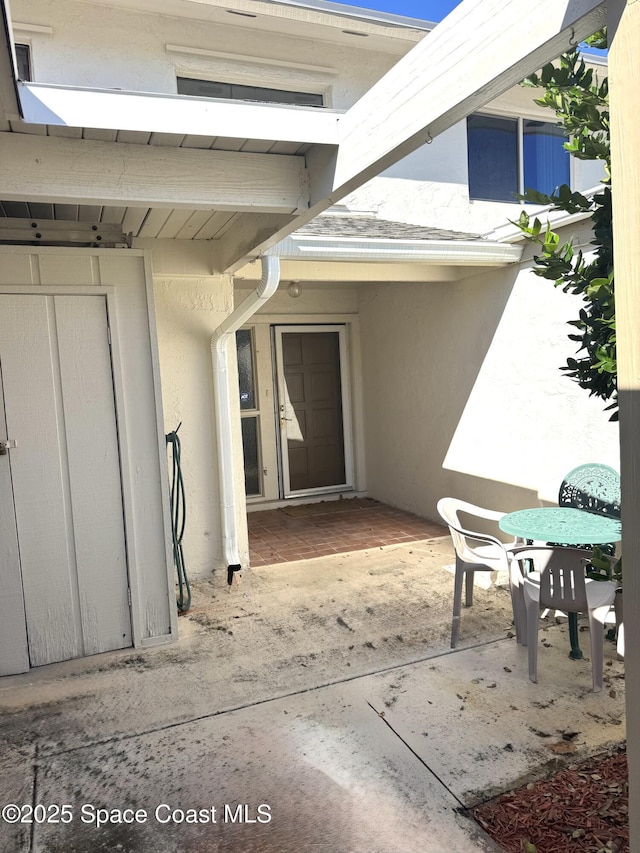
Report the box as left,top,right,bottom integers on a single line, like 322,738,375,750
332,0,607,196
18,83,341,146
0,133,309,213
217,0,607,271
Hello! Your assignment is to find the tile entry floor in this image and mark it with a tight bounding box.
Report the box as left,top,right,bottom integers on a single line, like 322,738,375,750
248,497,447,566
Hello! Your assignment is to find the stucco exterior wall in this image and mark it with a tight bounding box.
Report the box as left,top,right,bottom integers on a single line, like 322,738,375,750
153,266,251,579
15,0,399,108
357,228,619,519
347,118,606,235
345,74,607,234
246,283,359,317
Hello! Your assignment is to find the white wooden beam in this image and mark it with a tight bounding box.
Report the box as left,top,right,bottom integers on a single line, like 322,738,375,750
331,0,607,198
0,133,310,213
609,2,640,852
215,0,609,269
18,82,341,146
213,212,298,273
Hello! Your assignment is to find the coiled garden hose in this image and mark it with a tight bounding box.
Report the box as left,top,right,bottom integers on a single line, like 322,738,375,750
166,423,191,613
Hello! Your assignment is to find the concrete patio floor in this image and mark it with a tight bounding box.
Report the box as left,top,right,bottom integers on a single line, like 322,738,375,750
0,537,626,852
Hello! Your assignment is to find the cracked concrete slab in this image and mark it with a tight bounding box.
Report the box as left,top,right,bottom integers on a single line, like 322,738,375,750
31,680,498,853
0,540,514,754
0,743,34,853
0,541,625,852
364,624,626,806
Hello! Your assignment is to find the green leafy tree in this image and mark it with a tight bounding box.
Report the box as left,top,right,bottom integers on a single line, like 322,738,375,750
514,32,616,419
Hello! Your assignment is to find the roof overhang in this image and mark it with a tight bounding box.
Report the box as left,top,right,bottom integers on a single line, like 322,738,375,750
270,234,524,265
231,232,524,284
225,0,607,271
0,0,607,272
18,82,341,145
79,0,430,52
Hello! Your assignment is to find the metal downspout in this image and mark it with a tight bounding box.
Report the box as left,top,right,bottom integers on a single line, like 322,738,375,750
211,256,281,585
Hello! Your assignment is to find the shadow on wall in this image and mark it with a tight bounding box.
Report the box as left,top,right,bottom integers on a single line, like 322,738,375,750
436,471,546,537
442,262,620,498
358,254,618,519
357,267,516,516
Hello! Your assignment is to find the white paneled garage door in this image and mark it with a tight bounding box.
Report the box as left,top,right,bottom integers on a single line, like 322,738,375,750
0,293,131,674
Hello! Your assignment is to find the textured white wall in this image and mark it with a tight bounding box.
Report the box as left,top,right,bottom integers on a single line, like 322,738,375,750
358,229,619,519
15,0,398,107
153,272,251,579
347,137,606,236
248,283,359,316
346,79,607,234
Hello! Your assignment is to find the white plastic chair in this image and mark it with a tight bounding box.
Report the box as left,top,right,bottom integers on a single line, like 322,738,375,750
437,498,524,648
519,546,618,692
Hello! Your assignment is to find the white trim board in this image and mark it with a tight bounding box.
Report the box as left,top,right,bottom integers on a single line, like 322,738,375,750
18,82,342,145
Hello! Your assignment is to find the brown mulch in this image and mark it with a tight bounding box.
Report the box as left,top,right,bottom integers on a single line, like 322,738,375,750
472,744,628,853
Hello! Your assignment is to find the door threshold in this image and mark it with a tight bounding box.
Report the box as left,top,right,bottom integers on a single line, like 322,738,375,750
247,491,365,513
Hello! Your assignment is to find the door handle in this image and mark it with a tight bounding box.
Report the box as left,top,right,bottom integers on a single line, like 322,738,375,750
0,439,17,456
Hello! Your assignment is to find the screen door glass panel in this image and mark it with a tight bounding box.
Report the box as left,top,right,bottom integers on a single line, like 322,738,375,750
280,330,346,493
236,329,256,411
241,416,260,496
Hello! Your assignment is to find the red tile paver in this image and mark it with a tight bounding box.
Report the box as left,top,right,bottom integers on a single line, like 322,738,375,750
247,499,447,566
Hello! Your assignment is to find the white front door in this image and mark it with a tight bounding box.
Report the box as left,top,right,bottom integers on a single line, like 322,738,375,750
0,294,131,674
274,325,354,498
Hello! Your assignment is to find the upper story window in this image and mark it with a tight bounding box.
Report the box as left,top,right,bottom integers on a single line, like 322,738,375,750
467,113,570,203
15,44,31,81
177,77,323,107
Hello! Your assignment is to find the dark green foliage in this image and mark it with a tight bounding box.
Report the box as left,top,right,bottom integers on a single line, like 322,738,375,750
514,32,616,419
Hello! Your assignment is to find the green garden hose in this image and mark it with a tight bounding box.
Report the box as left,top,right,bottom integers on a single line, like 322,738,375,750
166,423,191,613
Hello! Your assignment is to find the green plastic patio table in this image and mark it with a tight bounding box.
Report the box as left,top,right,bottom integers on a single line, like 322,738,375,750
499,507,621,659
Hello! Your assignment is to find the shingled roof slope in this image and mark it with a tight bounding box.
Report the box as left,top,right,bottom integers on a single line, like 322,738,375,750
295,214,481,242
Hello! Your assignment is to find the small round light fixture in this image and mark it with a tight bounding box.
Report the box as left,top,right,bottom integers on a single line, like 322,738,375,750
287,281,302,299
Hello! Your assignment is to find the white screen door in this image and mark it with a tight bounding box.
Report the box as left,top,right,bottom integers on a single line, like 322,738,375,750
274,325,354,498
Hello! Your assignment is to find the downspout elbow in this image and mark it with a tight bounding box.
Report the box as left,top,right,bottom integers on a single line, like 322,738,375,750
212,256,281,348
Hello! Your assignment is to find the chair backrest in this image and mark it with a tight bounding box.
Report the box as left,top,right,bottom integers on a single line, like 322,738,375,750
558,463,621,518
436,497,505,560
518,546,592,612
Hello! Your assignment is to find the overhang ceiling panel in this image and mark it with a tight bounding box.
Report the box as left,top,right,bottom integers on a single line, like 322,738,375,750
157,210,197,238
